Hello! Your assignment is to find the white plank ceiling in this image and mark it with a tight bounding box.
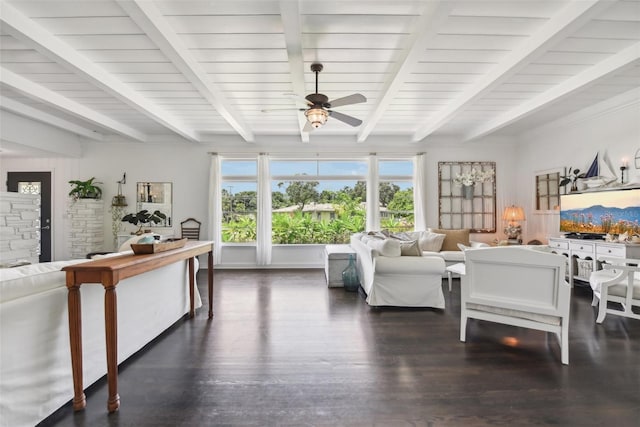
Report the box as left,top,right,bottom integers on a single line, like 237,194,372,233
1,0,639,146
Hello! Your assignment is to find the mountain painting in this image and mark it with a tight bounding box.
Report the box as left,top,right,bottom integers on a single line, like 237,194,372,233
559,189,640,235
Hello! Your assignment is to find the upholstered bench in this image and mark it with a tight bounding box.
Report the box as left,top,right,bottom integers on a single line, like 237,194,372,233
324,244,357,287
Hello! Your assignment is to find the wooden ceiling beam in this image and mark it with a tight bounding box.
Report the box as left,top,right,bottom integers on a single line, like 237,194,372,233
279,0,309,143
465,41,640,141
356,1,453,143
0,1,199,142
0,96,104,141
117,0,255,143
0,67,147,141
411,0,614,142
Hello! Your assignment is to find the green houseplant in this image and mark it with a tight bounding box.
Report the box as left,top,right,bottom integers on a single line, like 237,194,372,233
122,209,167,234
68,177,102,200
559,167,586,192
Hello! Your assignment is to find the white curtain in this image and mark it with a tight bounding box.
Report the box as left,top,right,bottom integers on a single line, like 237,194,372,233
208,154,222,265
256,154,272,265
366,154,379,231
413,153,428,231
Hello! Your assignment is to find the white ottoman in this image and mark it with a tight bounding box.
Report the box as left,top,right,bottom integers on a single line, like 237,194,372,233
324,244,357,287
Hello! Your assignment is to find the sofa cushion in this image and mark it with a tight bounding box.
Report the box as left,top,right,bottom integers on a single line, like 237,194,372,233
366,238,401,257
399,240,422,257
429,228,470,251
467,303,561,326
0,259,90,303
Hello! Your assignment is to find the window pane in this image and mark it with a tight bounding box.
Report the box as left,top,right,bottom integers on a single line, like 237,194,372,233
272,178,365,244
379,160,413,176
222,181,257,243
222,160,257,176
317,160,367,176
18,182,41,195
271,160,317,176
380,181,414,232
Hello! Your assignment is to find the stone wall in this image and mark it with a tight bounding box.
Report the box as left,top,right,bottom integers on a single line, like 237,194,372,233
68,199,104,259
0,192,41,265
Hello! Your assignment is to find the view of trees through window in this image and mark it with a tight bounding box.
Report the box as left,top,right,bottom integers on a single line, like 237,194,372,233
221,158,414,244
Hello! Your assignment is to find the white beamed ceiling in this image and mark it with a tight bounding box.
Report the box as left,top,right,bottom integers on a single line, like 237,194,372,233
1,0,639,146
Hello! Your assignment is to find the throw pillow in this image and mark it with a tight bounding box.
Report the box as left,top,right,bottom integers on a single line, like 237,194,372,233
428,228,470,251
399,240,422,256
366,238,401,257
418,231,446,252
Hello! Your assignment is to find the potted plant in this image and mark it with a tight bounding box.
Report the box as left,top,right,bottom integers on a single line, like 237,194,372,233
559,167,585,192
122,209,167,234
68,177,102,200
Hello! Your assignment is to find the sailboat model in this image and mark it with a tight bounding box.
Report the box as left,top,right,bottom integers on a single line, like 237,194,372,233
582,152,617,189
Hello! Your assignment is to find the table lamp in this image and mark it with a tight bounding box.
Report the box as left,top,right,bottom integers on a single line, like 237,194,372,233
503,205,525,243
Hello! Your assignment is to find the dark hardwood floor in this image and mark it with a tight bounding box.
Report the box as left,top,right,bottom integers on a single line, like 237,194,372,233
42,269,640,426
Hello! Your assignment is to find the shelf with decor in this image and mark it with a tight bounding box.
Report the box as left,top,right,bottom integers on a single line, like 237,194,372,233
438,161,496,233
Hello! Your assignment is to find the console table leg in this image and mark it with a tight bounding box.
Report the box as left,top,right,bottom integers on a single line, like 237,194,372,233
104,285,120,412
66,280,86,411
188,257,195,317
208,250,214,319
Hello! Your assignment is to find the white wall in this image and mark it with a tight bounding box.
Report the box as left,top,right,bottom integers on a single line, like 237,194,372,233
515,102,640,243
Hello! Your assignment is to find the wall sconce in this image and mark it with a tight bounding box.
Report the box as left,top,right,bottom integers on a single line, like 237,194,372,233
503,205,525,243
620,158,628,184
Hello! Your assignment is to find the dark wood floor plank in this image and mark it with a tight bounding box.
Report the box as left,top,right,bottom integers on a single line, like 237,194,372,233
41,269,640,427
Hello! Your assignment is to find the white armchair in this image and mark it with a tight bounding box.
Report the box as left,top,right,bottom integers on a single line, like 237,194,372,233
460,246,571,364
589,257,640,323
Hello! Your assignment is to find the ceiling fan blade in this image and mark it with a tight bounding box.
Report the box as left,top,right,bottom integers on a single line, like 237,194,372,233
282,92,313,106
328,110,362,127
302,120,315,133
327,93,366,108
261,108,306,113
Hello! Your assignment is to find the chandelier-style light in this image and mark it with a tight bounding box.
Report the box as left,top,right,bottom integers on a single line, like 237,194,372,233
305,107,328,128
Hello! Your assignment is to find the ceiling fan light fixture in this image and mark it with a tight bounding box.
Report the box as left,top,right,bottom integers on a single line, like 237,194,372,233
305,107,328,128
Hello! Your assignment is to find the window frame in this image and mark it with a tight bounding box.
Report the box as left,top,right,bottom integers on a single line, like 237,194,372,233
533,167,563,214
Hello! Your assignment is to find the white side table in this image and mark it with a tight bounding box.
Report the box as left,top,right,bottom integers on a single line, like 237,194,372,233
324,244,357,287
445,262,466,292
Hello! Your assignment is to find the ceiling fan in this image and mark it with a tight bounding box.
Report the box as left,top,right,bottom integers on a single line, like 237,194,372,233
262,63,367,132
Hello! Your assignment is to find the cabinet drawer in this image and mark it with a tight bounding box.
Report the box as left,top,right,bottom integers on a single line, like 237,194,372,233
549,240,568,250
570,242,594,253
596,244,625,258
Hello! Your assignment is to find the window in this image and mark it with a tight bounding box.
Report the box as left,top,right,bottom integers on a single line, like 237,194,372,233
221,160,257,243
536,171,561,211
379,159,414,232
271,159,367,244
438,161,496,232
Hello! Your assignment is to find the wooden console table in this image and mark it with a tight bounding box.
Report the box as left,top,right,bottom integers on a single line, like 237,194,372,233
63,240,214,413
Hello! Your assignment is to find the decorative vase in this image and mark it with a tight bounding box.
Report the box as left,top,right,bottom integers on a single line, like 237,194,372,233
462,184,475,200
342,254,359,292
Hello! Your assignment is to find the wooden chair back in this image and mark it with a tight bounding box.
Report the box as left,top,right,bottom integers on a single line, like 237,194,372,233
180,218,201,240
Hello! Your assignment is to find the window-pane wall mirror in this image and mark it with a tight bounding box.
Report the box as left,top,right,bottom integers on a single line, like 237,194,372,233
136,182,172,227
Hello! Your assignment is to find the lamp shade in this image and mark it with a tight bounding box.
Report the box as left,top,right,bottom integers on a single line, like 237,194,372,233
503,205,525,222
304,107,328,128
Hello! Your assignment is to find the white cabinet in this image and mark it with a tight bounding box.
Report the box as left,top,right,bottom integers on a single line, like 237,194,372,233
548,237,640,286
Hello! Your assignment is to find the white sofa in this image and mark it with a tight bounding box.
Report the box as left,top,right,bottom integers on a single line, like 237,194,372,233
350,233,446,307
460,246,571,364
0,254,201,427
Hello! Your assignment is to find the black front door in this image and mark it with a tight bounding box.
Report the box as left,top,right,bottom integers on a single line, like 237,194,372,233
7,172,52,262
